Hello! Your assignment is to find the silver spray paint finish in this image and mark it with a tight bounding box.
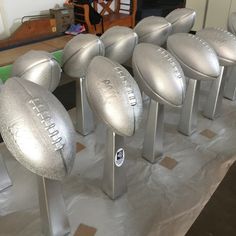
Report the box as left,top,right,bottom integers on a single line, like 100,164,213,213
0,77,76,180
11,50,61,92
101,26,138,64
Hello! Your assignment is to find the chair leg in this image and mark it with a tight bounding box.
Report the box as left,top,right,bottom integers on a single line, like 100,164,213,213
102,129,127,200
178,78,200,136
203,66,225,120
76,78,95,136
142,99,164,163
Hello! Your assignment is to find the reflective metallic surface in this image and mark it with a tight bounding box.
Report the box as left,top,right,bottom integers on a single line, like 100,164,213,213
11,50,61,92
38,177,70,236
178,78,200,136
0,77,76,180
62,34,105,78
165,8,196,33
0,79,13,192
203,66,226,120
100,26,138,64
86,56,143,137
142,101,164,163
62,34,105,136
197,28,236,119
102,130,127,200
167,33,220,135
228,12,236,35
167,33,220,80
0,153,12,192
197,28,236,66
76,78,95,135
132,43,186,107
134,16,172,46
224,66,236,100
1,83,236,235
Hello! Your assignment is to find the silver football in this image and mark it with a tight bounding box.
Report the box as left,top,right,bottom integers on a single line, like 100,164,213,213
197,27,236,66
165,8,196,33
86,56,143,137
11,50,61,92
100,26,138,64
62,34,105,78
0,77,76,180
132,43,186,107
228,12,236,35
134,16,172,46
167,33,220,80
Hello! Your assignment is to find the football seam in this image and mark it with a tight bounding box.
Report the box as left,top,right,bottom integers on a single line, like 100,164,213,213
102,33,137,51
62,39,100,69
86,59,136,136
13,59,51,77
167,46,219,79
136,24,171,40
13,79,67,159
196,34,236,63
86,78,126,136
166,11,195,25
133,57,182,107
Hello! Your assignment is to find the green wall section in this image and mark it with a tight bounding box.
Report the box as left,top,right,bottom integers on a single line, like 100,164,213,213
0,50,63,83
0,64,12,82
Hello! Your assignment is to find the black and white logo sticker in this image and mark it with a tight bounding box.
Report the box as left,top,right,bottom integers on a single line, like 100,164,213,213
115,148,125,167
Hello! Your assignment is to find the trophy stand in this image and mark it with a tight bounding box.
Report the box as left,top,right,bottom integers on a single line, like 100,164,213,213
0,154,12,192
178,78,201,136
102,129,127,200
142,99,164,163
203,66,225,120
76,77,95,135
38,177,70,236
224,66,236,100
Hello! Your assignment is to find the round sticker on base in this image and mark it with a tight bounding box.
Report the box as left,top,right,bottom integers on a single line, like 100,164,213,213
115,148,125,167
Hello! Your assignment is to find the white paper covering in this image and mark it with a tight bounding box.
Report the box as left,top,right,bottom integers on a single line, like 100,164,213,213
0,81,236,236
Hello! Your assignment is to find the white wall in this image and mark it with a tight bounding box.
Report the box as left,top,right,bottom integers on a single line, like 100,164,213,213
0,14,5,38
0,0,65,39
186,0,208,31
186,0,236,30
205,0,232,28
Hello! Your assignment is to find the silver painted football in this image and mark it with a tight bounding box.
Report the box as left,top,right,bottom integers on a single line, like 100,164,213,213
86,56,143,137
132,43,186,107
197,27,236,66
167,33,220,80
228,12,236,35
0,77,76,180
62,34,105,78
11,50,61,92
134,16,172,46
100,26,138,64
165,8,196,34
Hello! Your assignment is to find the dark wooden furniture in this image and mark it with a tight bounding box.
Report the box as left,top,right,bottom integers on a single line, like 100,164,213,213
73,0,137,34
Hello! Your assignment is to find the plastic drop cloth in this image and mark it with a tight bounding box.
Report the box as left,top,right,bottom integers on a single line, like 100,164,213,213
0,80,236,236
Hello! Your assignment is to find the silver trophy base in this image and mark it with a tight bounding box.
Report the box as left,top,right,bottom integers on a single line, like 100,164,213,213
102,129,127,200
224,66,236,101
0,154,12,192
142,99,164,163
76,77,95,136
38,177,70,236
178,78,200,136
203,66,225,120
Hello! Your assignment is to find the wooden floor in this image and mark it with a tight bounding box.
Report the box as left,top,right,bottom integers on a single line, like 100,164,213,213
0,35,73,67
